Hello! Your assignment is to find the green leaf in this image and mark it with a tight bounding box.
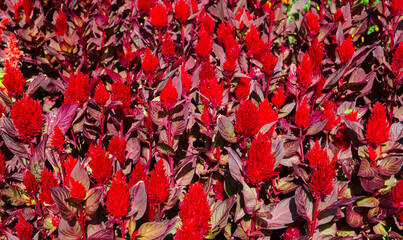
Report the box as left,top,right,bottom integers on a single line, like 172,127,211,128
1,187,26,206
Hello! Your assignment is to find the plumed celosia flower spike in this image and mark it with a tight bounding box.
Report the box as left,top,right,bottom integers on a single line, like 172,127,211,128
392,43,403,80
308,38,324,72
235,77,250,101
16,212,33,240
51,126,65,152
128,161,148,188
200,78,224,108
198,10,215,36
162,33,176,58
146,160,170,204
11,95,43,142
175,182,211,240
69,178,86,200
142,48,159,76
88,144,112,185
224,57,236,73
0,152,6,181
245,24,261,57
201,104,212,127
175,0,190,22
392,180,403,223
217,22,234,46
282,223,301,240
94,81,110,106
160,78,178,110
137,0,155,14
199,62,215,81
23,171,39,196
235,99,259,137
39,168,58,204
297,53,314,88
64,71,89,105
338,35,355,64
235,7,253,30
109,136,126,166
55,10,67,36
262,51,278,77
3,60,25,97
4,34,23,64
22,0,34,22
258,99,278,135
181,66,192,96
112,81,131,114
321,100,341,131
105,170,130,218
366,102,391,147
272,86,286,109
308,140,329,171
368,146,378,163
150,4,168,28
64,155,78,177
0,18,8,42
245,133,277,186
295,97,311,128
391,0,403,15
306,11,320,35
191,0,198,13
195,26,213,59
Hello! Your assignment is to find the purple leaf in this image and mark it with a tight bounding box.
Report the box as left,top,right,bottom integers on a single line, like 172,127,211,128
360,176,384,193
85,187,104,216
128,181,147,220
0,131,29,159
209,196,236,237
88,229,113,240
218,116,237,143
70,161,90,190
305,118,328,136
58,219,83,240
241,181,258,215
258,197,298,230
226,147,244,183
357,159,378,178
50,187,76,221
295,186,314,222
378,157,403,176
46,102,79,135
135,218,179,240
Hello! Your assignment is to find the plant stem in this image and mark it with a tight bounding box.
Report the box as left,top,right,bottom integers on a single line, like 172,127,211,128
78,205,87,240
119,218,125,239
310,196,321,239
167,116,175,188
300,127,304,162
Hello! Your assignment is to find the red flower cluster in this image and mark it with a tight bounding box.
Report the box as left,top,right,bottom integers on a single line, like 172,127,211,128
297,53,314,88
4,34,23,64
0,18,8,42
282,223,301,240
39,168,58,204
235,7,253,30
235,100,259,137
175,0,190,22
128,162,148,188
11,95,43,142
338,35,355,63
321,100,341,131
88,144,112,185
16,212,33,240
94,81,110,106
199,78,224,108
55,10,67,36
109,136,126,166
64,71,89,105
366,102,390,147
69,178,86,200
392,43,403,81
0,152,5,181
391,0,403,14
391,180,403,223
51,126,65,152
309,38,324,73
257,99,278,135
105,170,130,218
137,0,155,14
3,60,25,97
160,78,178,110
195,26,212,59
150,4,168,28
64,155,78,177
334,110,359,150
23,171,39,196
162,33,176,58
112,81,131,114
295,98,310,128
235,77,250,101
142,49,159,76
306,11,320,35
272,86,286,109
181,65,192,96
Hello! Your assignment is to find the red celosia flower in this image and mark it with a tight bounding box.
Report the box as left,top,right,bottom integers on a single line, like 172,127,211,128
162,33,176,58
11,95,43,142
199,78,224,108
235,100,259,137
272,87,286,109
64,71,89,105
217,22,234,46
40,168,58,204
306,11,320,35
366,102,391,147
181,65,192,96
282,223,301,240
314,75,326,98
257,99,278,136
392,43,403,81
137,0,155,14
145,199,157,220
308,38,324,73
16,212,33,240
334,110,359,150
368,146,378,163
198,10,215,36
191,0,198,13
146,160,170,204
345,110,359,122
392,180,403,222
109,136,126,166
235,7,253,30
334,9,344,22
112,81,131,114
235,77,250,101
150,4,168,28
223,57,236,74
160,78,178,110
175,0,190,22
23,171,39,196
245,133,277,186
201,104,212,127
199,62,215,81
51,126,65,152
214,180,226,200
22,0,34,22
4,34,23,64
0,18,8,42
105,170,130,218
69,178,86,200
175,183,211,240
245,24,262,58
262,52,278,76
195,26,212,59
94,81,110,106
0,152,5,181
88,144,112,185
295,98,310,128
3,60,25,97
321,100,341,131
64,155,78,177
128,161,148,188
338,35,355,63
297,53,314,88
308,140,328,171
144,113,154,133
55,10,67,36
391,0,403,15
142,49,159,76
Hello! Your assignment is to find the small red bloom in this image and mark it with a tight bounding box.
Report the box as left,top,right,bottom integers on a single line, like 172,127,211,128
160,78,178,110
112,81,131,114
392,180,403,223
195,26,212,59
214,180,226,200
272,87,286,109
199,78,223,108
105,170,130,218
23,171,39,196
51,126,65,152
198,10,215,36
368,146,378,163
55,10,67,36
366,102,391,147
235,100,259,137
11,95,43,142
295,98,310,128
137,0,155,14
94,81,110,106
146,160,170,204
128,161,148,188
199,62,215,81
64,155,78,177
162,33,176,58
40,168,58,204
181,65,192,96
297,53,314,88
201,104,212,127
262,52,278,76
235,77,250,101
175,0,190,22
334,9,344,22
16,212,33,240
69,178,86,200
392,43,403,81
150,4,168,28
144,113,154,133
109,136,126,166
391,0,403,15
4,34,23,64
308,38,324,72
282,223,301,240
245,24,262,58
306,11,320,35
235,7,253,30
245,133,277,186
338,35,355,63
3,60,25,97
0,152,5,181
64,71,90,105
321,100,341,131
142,49,159,76
258,99,278,135
88,144,112,185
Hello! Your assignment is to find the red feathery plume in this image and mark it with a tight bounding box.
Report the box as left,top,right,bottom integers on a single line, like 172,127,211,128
214,180,226,201
282,223,302,240
137,0,155,14
391,0,403,15
262,51,278,76
235,99,259,137
297,53,314,88
128,162,148,188
150,4,168,28
175,0,190,22
391,180,403,223
224,57,236,73
245,133,277,186
39,168,58,204
175,220,204,240
334,110,359,150
0,152,5,181
308,38,324,72
51,126,65,152
146,160,170,204
109,136,126,166
181,65,192,96
272,87,286,109
295,98,311,128
338,35,355,63
195,26,212,59
142,49,159,76
3,60,25,97
23,171,39,196
199,62,215,81
64,71,89,105
88,144,112,185
69,178,86,200
366,102,391,147
144,114,154,133
162,33,176,58
112,81,131,114
4,34,23,64
191,0,198,13
11,95,43,142
235,77,250,101
55,10,67,36
64,155,78,177
94,81,110,106
105,170,130,218
199,78,224,108
201,104,212,128
321,100,341,131
392,43,403,81
160,78,178,110
198,10,215,36
306,11,320,35
16,212,33,240
258,99,278,135
245,24,261,58
368,146,378,164
217,22,234,46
